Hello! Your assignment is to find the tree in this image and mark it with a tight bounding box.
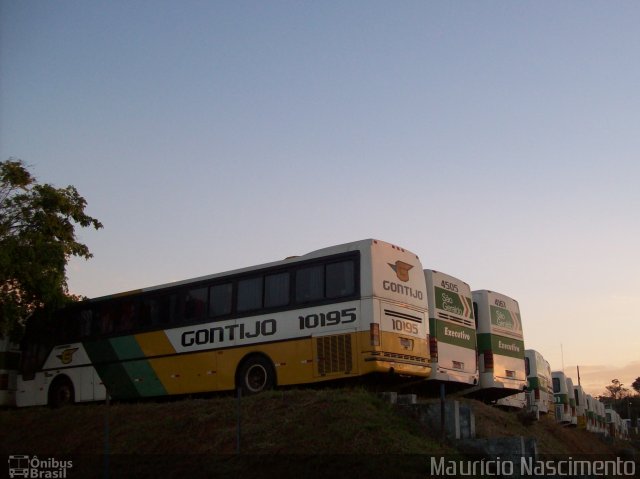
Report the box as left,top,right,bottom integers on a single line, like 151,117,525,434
633,377,640,395
0,159,102,339
604,378,629,400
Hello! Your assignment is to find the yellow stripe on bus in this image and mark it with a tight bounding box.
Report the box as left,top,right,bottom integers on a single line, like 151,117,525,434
134,331,176,357
149,351,219,395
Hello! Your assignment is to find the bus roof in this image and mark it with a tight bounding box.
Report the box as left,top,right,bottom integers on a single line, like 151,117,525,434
81,238,418,303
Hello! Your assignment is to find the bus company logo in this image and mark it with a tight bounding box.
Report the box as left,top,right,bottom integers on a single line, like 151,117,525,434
492,309,514,329
56,348,78,365
8,455,73,478
441,293,463,316
388,261,413,282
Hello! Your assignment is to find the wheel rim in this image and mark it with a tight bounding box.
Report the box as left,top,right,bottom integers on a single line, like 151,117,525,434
245,364,268,393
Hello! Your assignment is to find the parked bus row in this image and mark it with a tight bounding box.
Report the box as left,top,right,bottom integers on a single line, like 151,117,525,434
606,409,632,439
0,239,523,407
0,236,630,442
552,370,630,439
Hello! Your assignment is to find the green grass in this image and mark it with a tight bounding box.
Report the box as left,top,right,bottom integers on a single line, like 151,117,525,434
1,388,635,478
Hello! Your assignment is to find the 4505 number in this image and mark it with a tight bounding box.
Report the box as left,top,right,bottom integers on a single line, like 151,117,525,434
441,280,459,292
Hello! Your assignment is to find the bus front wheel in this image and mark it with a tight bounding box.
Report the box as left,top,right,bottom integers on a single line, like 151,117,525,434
49,376,75,408
237,355,275,395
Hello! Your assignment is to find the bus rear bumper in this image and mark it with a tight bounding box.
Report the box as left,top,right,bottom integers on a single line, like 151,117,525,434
427,366,479,385
363,353,430,377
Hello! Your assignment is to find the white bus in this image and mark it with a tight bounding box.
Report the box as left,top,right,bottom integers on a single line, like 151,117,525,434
606,406,622,438
472,290,527,404
586,394,597,432
573,384,587,429
524,349,552,417
14,239,431,407
565,376,577,426
552,371,572,424
597,400,606,434
423,270,478,388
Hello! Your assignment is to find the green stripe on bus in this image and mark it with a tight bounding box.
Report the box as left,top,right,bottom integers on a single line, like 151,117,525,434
84,338,142,399
476,333,524,360
84,339,119,364
528,376,540,390
121,360,167,397
109,337,166,397
109,336,144,361
434,320,476,349
95,361,140,399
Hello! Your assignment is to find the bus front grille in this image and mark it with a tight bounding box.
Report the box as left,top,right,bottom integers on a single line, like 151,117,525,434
317,334,353,375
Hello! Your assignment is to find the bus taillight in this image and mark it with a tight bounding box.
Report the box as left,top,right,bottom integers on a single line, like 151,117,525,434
370,323,380,347
429,335,438,362
534,388,540,400
483,351,494,371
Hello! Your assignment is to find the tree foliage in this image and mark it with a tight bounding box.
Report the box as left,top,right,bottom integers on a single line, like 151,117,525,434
633,377,640,395
604,378,630,400
0,159,102,339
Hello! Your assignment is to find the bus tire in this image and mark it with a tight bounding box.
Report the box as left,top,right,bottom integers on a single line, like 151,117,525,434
236,355,276,395
49,376,75,408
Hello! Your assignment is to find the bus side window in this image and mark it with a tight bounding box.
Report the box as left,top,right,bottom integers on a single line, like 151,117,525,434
139,298,154,328
265,272,290,308
95,303,117,335
158,293,179,325
209,283,232,318
237,277,263,312
295,265,323,304
326,260,355,298
120,300,136,332
80,309,93,337
184,287,208,322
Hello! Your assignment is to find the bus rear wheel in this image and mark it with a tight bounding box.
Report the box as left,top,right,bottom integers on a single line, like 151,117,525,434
237,356,275,395
49,376,75,408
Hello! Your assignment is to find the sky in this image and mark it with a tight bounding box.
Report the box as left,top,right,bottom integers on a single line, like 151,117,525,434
1,1,638,398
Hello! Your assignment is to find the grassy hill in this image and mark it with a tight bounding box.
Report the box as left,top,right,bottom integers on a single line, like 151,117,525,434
1,388,637,478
